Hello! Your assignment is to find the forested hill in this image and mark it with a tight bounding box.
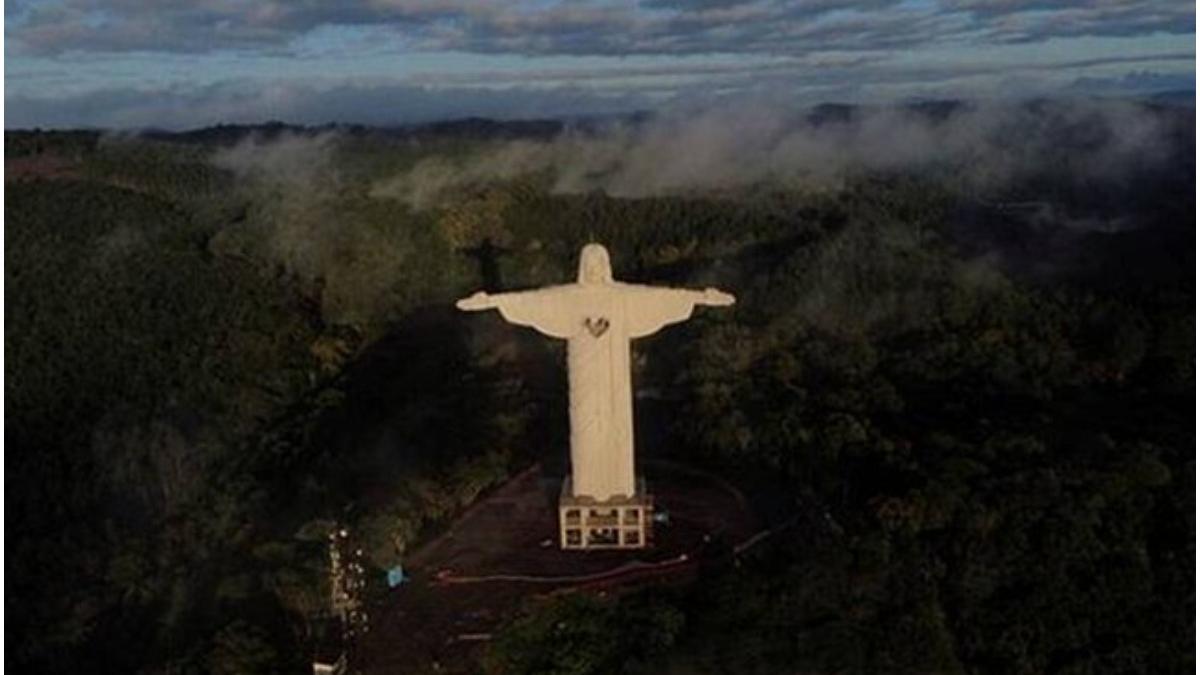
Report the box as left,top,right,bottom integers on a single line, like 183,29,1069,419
4,113,637,151
5,98,1194,674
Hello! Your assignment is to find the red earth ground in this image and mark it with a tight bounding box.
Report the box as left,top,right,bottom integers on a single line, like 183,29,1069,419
355,460,760,674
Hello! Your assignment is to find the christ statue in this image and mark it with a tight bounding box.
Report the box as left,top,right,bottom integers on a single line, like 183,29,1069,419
457,243,735,504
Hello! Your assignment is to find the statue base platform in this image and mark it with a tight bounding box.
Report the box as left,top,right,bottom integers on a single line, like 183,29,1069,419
558,476,653,550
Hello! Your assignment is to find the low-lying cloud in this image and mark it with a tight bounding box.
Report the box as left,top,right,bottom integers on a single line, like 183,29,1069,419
195,97,1189,330
370,98,1184,204
209,132,439,326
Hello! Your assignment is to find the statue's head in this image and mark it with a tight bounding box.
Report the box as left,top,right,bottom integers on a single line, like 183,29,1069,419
577,243,613,285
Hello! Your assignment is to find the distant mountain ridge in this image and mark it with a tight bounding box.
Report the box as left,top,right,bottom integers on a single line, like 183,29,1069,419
5,93,1191,144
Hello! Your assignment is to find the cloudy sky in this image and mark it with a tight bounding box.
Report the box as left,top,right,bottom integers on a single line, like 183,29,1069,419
5,0,1195,129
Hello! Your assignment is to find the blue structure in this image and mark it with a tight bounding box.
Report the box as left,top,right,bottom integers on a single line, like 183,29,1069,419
386,565,408,588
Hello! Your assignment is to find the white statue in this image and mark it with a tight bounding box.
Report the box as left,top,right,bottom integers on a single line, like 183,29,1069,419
457,243,734,502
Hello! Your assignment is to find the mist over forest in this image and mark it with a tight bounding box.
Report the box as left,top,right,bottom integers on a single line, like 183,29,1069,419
5,96,1195,674
368,100,1182,203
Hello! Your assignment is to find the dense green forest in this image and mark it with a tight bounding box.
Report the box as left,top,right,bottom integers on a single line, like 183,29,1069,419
5,100,1194,674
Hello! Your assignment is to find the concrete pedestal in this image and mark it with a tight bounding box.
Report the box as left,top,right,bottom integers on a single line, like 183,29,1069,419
558,476,653,550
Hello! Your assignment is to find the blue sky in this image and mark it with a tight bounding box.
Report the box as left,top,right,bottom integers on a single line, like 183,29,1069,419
4,0,1195,129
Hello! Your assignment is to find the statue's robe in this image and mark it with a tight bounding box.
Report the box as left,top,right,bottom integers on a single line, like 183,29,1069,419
490,283,702,500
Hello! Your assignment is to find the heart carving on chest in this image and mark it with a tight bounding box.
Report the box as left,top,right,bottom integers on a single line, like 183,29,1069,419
584,316,610,337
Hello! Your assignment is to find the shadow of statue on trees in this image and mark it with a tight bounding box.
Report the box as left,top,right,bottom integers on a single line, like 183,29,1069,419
458,237,511,292
291,301,569,517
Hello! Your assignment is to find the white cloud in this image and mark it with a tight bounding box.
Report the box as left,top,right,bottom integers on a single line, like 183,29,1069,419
9,0,1192,57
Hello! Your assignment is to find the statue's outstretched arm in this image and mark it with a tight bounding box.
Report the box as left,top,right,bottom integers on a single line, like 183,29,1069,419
624,284,735,338
456,290,499,311
456,286,579,339
456,287,566,311
697,287,736,307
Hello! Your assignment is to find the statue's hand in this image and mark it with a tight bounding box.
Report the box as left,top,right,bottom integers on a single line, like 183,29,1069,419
456,291,494,311
702,288,736,306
